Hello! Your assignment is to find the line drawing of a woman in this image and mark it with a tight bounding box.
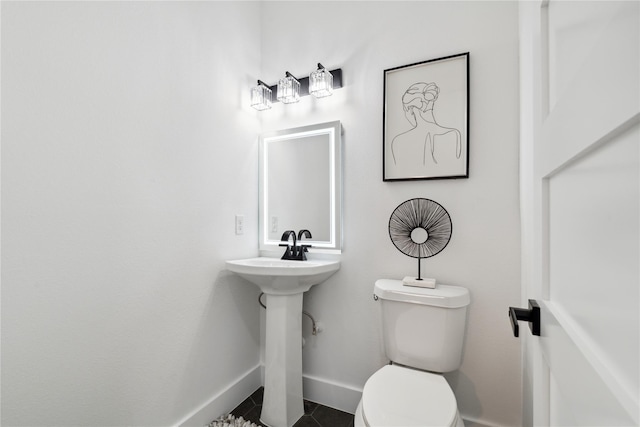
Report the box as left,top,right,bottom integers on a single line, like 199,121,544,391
391,82,461,167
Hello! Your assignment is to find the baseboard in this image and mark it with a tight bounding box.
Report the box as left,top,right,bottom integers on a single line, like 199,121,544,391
175,364,502,427
255,364,362,415
461,415,507,427
176,364,262,427
302,373,362,415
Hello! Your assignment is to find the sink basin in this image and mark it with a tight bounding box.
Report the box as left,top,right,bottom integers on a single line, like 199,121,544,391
226,257,340,295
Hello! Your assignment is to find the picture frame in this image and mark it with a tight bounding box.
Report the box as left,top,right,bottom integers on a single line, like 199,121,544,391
383,52,469,181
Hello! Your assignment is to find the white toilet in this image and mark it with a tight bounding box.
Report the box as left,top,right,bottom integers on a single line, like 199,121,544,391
354,279,470,427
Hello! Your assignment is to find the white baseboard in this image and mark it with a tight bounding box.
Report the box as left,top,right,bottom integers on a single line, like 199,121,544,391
256,364,362,415
176,364,262,427
175,364,503,427
302,373,362,415
461,415,506,427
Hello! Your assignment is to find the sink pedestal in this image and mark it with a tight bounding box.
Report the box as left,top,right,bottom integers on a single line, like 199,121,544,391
261,292,304,427
225,257,341,427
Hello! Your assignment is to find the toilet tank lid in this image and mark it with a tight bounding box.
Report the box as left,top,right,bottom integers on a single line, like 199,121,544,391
374,279,470,308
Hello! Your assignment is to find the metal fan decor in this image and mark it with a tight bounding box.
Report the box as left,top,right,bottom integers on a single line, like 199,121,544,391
388,198,452,287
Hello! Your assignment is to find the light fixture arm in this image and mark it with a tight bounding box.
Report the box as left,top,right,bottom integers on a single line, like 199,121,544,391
285,71,299,82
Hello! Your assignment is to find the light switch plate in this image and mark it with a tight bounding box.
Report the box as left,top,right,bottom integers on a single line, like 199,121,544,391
235,215,244,235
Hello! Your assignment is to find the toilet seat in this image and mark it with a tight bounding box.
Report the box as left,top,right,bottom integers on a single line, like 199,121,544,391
361,365,459,427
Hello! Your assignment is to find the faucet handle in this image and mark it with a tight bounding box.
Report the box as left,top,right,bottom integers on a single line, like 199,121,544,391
297,245,311,260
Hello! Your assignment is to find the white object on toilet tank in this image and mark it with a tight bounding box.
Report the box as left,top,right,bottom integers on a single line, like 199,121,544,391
402,276,436,288
374,279,470,373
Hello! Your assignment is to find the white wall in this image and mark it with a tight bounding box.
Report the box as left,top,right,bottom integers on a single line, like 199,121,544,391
259,2,522,427
2,2,523,427
1,2,262,425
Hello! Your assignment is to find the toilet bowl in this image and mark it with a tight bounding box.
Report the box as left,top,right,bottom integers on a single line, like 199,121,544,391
354,365,463,427
355,279,470,427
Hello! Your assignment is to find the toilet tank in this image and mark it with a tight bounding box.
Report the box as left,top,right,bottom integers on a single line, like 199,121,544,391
374,279,470,373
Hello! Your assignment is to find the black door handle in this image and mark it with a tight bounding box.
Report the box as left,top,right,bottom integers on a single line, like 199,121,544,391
508,299,540,337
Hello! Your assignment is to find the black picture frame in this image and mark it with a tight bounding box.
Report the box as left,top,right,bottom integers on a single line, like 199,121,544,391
383,52,469,181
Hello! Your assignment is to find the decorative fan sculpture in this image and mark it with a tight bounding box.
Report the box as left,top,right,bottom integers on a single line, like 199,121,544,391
388,198,452,285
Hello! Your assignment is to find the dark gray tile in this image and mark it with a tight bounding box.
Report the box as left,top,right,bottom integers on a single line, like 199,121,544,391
230,395,255,418
303,399,319,415
218,388,354,427
293,415,321,427
250,387,264,404
310,405,354,427
242,405,267,426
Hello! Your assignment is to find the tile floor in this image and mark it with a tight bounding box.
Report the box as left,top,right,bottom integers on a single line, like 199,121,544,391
230,387,354,427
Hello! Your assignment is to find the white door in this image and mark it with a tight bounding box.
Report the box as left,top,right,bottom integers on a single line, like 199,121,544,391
519,1,639,426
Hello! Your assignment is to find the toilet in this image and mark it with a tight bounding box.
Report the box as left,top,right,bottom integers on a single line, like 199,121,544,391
354,279,470,427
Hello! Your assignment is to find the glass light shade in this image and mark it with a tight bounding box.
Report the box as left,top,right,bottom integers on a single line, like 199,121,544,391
251,84,272,111
309,68,334,98
277,76,300,104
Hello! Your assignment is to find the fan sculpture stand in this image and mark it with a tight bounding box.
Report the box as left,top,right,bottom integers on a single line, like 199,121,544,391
403,228,436,288
388,198,452,289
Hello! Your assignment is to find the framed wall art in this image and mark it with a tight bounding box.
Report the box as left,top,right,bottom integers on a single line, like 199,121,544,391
383,52,469,181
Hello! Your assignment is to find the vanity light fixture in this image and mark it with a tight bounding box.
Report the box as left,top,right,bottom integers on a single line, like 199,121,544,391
277,72,301,104
251,80,272,111
251,64,343,111
309,63,334,98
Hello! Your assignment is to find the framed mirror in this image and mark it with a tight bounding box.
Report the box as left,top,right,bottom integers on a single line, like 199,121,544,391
259,121,342,253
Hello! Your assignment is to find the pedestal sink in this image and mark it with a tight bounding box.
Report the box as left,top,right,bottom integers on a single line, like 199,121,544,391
226,257,340,427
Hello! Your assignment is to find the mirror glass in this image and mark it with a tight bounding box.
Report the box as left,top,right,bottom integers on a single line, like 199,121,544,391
259,121,342,252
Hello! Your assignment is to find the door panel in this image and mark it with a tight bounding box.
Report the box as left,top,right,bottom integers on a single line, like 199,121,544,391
540,2,639,178
544,304,635,426
520,1,639,425
548,1,626,110
548,126,639,403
